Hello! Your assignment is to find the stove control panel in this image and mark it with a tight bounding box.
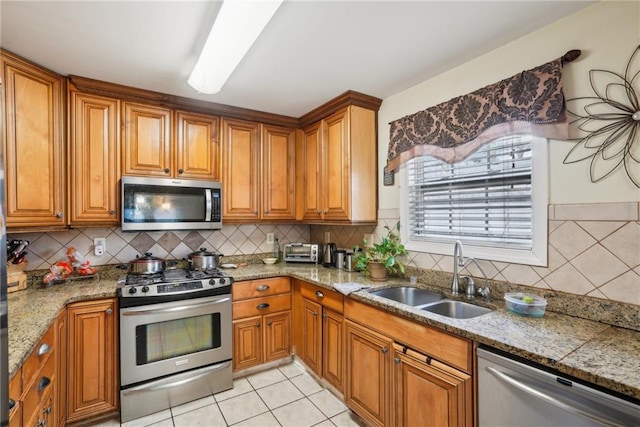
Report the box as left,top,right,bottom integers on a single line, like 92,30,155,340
120,276,234,298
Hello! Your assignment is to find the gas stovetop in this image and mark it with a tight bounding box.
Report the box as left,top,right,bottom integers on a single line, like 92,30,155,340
117,268,233,299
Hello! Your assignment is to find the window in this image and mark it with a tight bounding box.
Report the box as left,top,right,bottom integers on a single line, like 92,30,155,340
399,134,548,266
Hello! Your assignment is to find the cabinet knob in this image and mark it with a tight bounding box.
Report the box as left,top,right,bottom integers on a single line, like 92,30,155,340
109,210,116,215
394,357,400,364
322,313,328,318
106,308,113,315
38,376,51,391
256,285,270,291
9,398,15,411
324,210,328,214
267,321,272,326
43,406,52,415
178,168,184,174
316,210,321,215
257,303,270,310
315,291,324,298
55,212,63,218
381,347,388,354
256,323,261,328
164,168,170,174
313,311,318,317
38,343,50,356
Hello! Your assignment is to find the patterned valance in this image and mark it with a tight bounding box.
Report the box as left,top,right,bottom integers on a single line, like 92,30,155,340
386,58,569,171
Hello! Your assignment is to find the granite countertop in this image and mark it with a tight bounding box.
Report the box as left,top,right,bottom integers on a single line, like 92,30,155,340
8,263,640,402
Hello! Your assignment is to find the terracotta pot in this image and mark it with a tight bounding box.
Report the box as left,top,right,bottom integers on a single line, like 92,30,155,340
368,261,388,282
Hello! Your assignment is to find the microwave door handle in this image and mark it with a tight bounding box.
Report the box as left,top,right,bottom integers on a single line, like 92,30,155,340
205,189,212,221
122,297,230,316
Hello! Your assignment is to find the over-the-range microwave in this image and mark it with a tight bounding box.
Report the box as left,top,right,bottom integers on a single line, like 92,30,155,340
121,176,222,231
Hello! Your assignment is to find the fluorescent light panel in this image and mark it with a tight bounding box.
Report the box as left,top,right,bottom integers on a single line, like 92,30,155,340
188,0,283,94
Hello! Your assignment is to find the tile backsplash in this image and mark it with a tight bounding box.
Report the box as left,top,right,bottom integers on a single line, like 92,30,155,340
11,224,310,271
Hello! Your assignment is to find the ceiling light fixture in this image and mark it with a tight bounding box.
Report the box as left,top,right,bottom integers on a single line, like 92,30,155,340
188,0,284,94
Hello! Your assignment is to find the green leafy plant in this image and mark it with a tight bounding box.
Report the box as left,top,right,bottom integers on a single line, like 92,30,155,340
355,221,408,276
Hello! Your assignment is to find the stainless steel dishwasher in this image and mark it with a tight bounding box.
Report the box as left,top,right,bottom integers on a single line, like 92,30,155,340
477,347,640,426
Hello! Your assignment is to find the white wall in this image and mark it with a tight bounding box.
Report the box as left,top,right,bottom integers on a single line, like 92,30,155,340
379,1,640,207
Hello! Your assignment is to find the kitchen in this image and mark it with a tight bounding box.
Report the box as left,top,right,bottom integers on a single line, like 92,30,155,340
1,1,639,426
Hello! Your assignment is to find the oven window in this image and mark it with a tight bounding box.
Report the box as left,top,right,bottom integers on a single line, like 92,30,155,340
123,185,206,223
135,313,221,365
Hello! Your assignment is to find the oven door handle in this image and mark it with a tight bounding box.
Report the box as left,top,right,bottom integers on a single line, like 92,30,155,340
122,297,230,316
122,361,232,395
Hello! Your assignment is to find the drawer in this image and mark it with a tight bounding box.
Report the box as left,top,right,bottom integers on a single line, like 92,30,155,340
23,323,55,386
233,277,291,300
23,349,55,421
301,282,344,314
9,367,22,404
233,294,291,319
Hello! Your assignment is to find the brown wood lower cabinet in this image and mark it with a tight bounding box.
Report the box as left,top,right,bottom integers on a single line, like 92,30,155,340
232,278,292,371
66,298,118,424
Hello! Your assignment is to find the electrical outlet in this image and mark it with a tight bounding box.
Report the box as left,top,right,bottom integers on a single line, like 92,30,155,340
324,231,331,243
93,237,106,256
266,233,275,245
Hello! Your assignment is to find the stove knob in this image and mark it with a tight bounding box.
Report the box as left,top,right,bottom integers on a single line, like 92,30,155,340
142,286,150,293
219,278,226,284
128,287,137,294
209,278,218,286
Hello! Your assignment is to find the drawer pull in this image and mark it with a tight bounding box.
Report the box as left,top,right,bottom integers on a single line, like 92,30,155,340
257,303,270,310
381,347,388,354
38,343,51,356
38,376,51,392
315,291,324,298
256,285,270,292
43,405,52,414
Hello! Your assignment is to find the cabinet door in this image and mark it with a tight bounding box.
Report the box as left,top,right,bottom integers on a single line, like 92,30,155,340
323,308,344,392
2,52,65,227
176,111,219,180
69,91,120,225
233,316,263,371
300,123,323,221
221,118,260,221
323,108,350,221
123,102,172,177
264,311,291,362
301,299,322,375
394,349,472,427
261,124,296,220
345,320,391,427
67,299,118,423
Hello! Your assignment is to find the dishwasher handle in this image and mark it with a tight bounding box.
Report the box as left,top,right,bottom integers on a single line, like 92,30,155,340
486,366,625,427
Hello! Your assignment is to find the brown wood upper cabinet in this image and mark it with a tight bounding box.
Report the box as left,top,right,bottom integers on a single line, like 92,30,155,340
1,50,66,228
298,105,377,224
222,118,295,222
123,102,219,180
69,90,121,226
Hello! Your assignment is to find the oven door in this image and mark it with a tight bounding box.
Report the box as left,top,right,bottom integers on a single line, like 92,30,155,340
120,293,231,387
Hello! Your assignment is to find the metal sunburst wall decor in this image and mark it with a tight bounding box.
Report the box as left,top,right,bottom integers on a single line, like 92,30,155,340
564,45,640,188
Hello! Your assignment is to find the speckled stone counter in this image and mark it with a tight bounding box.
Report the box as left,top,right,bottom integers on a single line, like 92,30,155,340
8,263,640,402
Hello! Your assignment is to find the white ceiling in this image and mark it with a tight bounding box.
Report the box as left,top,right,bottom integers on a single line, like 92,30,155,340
0,1,594,118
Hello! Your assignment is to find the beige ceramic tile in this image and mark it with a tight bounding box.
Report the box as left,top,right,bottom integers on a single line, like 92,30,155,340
217,391,269,425
532,245,567,278
598,271,640,305
587,288,609,299
601,222,640,268
577,221,626,241
231,411,281,427
436,255,454,273
411,251,437,269
532,279,552,289
308,390,348,418
256,379,304,409
214,377,253,402
290,372,323,396
330,410,368,427
500,264,542,287
90,418,120,427
271,398,327,427
570,245,629,287
246,368,288,389
313,420,337,427
278,362,305,379
544,263,595,295
548,220,564,233
173,402,226,427
549,221,596,260
554,202,638,221
548,205,555,220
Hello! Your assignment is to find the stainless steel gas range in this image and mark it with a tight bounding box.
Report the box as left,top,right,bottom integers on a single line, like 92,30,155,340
117,268,234,423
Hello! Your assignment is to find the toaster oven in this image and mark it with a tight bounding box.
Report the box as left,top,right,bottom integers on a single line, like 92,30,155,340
283,243,320,263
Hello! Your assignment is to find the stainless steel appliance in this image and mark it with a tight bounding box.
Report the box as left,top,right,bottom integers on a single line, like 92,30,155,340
121,176,222,231
283,243,320,264
478,346,640,426
117,268,234,422
323,243,337,267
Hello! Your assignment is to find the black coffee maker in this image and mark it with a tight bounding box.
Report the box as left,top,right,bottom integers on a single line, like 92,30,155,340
322,243,337,267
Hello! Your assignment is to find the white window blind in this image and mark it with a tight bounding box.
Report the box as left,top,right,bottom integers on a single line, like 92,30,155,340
407,135,533,249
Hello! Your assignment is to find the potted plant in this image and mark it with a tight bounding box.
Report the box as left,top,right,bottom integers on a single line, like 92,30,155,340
355,222,408,281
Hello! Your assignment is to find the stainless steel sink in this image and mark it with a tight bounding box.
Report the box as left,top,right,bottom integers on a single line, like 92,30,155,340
421,300,492,319
369,286,444,306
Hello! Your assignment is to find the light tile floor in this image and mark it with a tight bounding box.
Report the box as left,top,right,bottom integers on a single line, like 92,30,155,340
95,361,367,427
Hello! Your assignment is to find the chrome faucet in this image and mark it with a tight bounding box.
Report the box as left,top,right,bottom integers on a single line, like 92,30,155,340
451,240,491,301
